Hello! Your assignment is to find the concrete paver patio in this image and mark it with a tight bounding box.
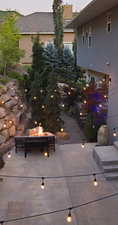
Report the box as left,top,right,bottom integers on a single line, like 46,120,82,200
0,114,118,225
0,142,118,225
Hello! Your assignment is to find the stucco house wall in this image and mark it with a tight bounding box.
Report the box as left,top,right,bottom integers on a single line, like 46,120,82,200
69,1,118,141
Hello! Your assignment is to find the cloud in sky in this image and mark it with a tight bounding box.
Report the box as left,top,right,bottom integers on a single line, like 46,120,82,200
0,0,92,15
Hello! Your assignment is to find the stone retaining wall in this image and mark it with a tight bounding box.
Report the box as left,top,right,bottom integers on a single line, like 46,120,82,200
0,80,30,161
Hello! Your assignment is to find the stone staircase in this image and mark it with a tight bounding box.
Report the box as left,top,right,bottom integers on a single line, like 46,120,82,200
93,142,118,180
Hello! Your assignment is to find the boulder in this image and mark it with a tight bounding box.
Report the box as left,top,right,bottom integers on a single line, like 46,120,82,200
97,125,109,146
0,135,6,145
1,129,9,141
0,107,7,119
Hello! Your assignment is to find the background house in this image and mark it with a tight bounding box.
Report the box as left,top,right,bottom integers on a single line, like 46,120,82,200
67,0,118,141
17,4,76,64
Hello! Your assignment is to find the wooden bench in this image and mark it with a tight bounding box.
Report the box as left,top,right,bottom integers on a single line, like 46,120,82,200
14,135,55,158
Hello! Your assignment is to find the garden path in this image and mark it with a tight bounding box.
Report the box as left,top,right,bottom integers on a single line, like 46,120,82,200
57,113,85,145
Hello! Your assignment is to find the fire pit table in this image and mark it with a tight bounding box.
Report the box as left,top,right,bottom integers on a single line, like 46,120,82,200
15,127,55,158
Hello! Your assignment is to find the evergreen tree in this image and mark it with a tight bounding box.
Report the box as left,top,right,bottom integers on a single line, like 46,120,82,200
52,0,64,58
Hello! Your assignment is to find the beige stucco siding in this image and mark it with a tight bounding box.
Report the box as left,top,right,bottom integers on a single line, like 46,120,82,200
19,32,75,64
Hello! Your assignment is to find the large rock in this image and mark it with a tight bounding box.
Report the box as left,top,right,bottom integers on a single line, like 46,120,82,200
0,135,6,144
5,99,18,109
0,107,7,119
1,129,9,141
97,125,109,146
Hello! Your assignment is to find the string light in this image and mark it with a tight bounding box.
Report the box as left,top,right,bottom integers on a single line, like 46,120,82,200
9,120,13,125
20,104,23,108
61,104,65,108
0,192,118,224
3,124,7,128
99,80,102,84
84,100,87,104
7,152,12,159
42,105,45,109
99,104,102,108
34,121,38,125
86,83,89,87
93,174,98,187
113,128,117,137
68,92,71,95
104,95,107,99
15,96,18,100
60,128,64,132
33,96,37,100
83,87,86,91
66,208,72,223
1,100,4,104
80,112,83,116
40,89,43,93
81,140,85,149
25,89,28,93
50,95,54,98
41,177,45,190
44,152,48,157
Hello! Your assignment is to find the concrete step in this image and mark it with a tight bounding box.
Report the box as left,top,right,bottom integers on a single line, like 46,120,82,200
105,172,118,181
93,145,118,166
114,141,118,151
103,165,118,173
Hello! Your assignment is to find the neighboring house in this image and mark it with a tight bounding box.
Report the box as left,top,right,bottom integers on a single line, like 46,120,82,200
67,0,118,141
16,5,76,64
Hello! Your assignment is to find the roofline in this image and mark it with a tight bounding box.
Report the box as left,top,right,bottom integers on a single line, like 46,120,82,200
20,29,74,35
66,0,118,28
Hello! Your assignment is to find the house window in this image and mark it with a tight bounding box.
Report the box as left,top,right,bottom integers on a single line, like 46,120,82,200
88,26,92,48
88,36,92,48
106,14,111,33
82,27,85,45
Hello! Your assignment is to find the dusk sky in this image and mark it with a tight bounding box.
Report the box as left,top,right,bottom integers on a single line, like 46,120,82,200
0,0,92,15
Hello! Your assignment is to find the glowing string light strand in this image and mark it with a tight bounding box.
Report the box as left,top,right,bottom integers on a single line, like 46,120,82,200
0,192,118,224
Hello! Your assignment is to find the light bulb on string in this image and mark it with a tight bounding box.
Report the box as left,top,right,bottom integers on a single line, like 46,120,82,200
3,124,7,128
33,96,37,100
86,83,89,87
42,105,45,109
113,128,117,137
68,92,71,95
84,100,87,104
44,152,48,157
1,100,4,104
15,96,18,100
9,120,13,125
83,87,86,91
62,104,65,108
93,174,98,186
50,95,54,99
81,140,85,149
25,89,28,93
80,112,83,116
99,80,102,84
41,177,45,190
34,121,38,125
104,95,107,99
7,152,12,159
66,208,72,223
40,89,43,94
60,128,64,132
99,104,102,108
20,104,23,109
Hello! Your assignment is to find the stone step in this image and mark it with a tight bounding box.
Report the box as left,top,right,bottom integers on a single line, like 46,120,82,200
105,172,118,180
103,165,118,173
